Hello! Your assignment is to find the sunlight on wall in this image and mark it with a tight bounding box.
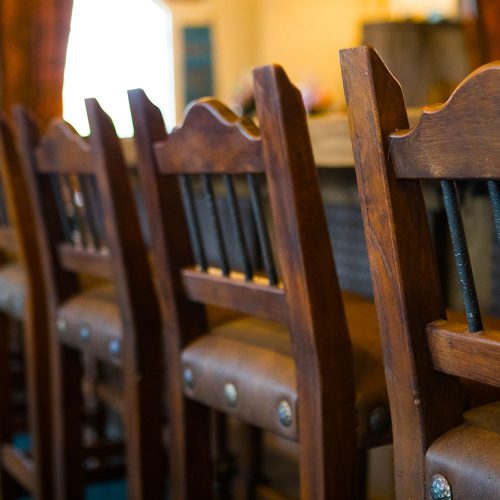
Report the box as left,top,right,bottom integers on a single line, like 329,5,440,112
63,0,175,137
389,0,458,19
258,0,390,106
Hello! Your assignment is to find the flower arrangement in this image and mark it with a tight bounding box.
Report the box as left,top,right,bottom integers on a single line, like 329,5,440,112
231,70,333,116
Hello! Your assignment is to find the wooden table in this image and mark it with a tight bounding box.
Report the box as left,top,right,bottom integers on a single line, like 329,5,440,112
308,108,422,168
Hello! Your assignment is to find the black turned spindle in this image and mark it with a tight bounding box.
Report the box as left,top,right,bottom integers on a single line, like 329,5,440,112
488,180,500,244
441,180,483,332
50,174,73,244
62,174,89,248
0,182,9,226
179,175,207,271
78,175,104,250
201,174,230,276
223,175,253,280
247,174,278,285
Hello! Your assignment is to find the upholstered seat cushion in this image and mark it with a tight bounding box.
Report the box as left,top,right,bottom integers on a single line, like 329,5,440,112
182,292,388,443
0,262,26,320
57,284,123,365
56,284,242,366
426,401,500,498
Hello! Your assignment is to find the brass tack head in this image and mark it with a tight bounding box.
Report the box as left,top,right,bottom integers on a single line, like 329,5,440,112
183,367,194,389
430,474,452,500
56,317,67,333
278,400,293,428
369,406,391,434
79,324,91,343
108,339,121,357
223,383,238,408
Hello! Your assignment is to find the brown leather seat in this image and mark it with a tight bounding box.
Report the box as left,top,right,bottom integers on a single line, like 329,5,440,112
0,262,26,320
57,284,242,368
182,291,388,444
57,284,122,365
426,401,500,498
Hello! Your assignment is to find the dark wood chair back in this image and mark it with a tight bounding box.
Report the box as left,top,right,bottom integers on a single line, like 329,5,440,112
14,101,164,498
14,99,158,330
342,45,500,498
129,64,356,498
0,114,53,498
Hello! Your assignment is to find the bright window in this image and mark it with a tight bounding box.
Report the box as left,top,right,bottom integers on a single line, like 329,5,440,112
63,0,175,137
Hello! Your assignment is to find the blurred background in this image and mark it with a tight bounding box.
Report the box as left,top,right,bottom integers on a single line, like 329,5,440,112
1,2,500,498
1,0,499,136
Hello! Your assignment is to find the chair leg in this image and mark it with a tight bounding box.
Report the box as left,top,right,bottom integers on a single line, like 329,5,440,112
354,448,368,500
232,421,262,500
213,411,232,500
53,344,85,500
23,310,54,500
169,394,213,500
122,337,165,499
297,391,356,499
0,312,18,500
83,356,108,442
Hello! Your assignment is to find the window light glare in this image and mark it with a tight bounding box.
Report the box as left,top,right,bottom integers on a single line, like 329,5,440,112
63,0,175,138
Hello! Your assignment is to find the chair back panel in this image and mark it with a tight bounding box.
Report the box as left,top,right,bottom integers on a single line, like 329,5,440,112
341,45,465,498
0,114,54,497
35,122,94,175
389,63,500,180
155,100,264,175
342,45,500,497
34,120,107,261
388,62,500,335
14,100,158,331
131,65,357,498
152,99,282,320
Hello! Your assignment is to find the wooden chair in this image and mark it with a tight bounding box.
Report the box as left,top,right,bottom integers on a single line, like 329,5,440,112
342,45,500,498
0,115,53,498
13,100,165,499
128,64,389,499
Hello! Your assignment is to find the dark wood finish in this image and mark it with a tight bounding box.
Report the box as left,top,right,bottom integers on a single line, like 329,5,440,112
14,100,165,499
154,99,263,175
181,268,288,324
130,65,358,499
389,63,500,179
0,114,55,499
427,320,500,386
0,311,18,499
35,122,94,175
58,243,112,279
342,45,500,498
0,226,18,253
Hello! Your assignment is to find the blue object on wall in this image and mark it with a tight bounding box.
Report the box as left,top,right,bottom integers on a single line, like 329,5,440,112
183,26,214,105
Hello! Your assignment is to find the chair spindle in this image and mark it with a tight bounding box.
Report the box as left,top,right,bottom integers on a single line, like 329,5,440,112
246,173,278,285
78,174,105,251
50,174,73,243
201,174,230,276
179,174,208,271
441,179,483,332
487,180,500,243
222,174,253,280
